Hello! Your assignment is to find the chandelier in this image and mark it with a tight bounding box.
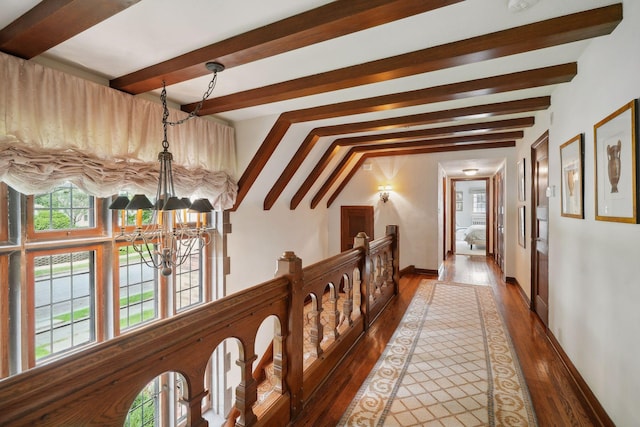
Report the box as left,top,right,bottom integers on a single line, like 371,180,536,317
109,62,225,276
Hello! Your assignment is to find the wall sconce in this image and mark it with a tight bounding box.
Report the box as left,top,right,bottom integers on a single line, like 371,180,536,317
463,168,479,176
378,185,392,203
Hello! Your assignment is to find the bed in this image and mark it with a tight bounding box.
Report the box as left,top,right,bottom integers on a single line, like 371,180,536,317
463,224,486,249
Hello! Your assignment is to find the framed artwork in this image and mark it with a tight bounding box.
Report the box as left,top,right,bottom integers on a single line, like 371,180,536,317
456,191,463,211
518,206,525,248
518,159,526,202
594,100,637,223
560,134,584,218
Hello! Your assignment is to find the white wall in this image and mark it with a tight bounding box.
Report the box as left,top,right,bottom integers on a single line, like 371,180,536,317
515,1,640,423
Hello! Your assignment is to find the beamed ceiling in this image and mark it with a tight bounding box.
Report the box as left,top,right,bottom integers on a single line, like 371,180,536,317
0,0,623,210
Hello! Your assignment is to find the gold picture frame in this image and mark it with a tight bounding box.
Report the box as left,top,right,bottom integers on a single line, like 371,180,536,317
560,134,584,219
594,100,638,223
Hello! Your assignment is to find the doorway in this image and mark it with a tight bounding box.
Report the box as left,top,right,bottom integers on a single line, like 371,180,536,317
340,206,374,252
451,179,489,256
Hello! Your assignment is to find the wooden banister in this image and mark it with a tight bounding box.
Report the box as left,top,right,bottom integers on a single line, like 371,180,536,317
0,226,400,426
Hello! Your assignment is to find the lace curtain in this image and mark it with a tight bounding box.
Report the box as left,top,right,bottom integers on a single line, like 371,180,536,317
0,52,237,210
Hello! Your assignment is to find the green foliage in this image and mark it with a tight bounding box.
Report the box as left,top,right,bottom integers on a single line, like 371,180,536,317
126,386,157,427
34,210,71,230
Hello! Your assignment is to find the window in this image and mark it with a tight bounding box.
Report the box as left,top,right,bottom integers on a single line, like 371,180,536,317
472,192,486,213
0,181,220,417
175,245,203,312
29,247,102,364
125,378,160,427
28,182,102,240
117,243,158,333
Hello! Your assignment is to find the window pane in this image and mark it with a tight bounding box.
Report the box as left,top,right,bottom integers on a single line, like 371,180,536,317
34,251,95,362
33,183,95,232
175,245,203,312
125,378,159,427
118,246,158,331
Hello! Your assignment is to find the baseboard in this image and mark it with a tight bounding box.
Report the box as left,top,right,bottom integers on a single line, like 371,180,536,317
399,265,438,277
546,331,615,427
505,276,531,307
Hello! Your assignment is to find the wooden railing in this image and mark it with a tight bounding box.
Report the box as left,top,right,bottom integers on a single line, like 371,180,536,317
0,225,399,426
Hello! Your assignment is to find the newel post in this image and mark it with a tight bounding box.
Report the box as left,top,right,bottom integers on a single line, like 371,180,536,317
386,225,400,294
353,232,371,330
275,251,304,420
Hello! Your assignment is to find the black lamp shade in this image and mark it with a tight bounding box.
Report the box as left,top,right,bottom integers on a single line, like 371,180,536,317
189,198,212,212
126,194,154,210
109,195,130,210
163,196,188,211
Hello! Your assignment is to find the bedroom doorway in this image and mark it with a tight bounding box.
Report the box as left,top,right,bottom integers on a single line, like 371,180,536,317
451,178,489,256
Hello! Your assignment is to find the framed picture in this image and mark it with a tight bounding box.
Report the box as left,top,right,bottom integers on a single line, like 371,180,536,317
518,159,526,202
518,205,525,248
560,134,584,218
456,191,463,211
594,100,638,223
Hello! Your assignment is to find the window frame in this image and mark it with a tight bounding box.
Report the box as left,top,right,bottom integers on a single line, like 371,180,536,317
26,186,104,241
113,240,161,335
24,244,105,369
0,255,8,378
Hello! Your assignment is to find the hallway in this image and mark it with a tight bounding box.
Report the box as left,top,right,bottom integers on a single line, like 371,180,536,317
294,255,604,426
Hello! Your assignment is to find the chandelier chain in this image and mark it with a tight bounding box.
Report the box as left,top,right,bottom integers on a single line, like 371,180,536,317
160,70,219,150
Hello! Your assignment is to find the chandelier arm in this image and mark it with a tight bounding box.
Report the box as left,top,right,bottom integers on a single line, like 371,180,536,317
130,234,163,270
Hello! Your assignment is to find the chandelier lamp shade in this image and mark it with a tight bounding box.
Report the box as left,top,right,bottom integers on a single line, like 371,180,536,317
109,62,225,276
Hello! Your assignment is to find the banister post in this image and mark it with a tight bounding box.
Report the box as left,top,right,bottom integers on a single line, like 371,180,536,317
275,251,304,421
182,389,209,427
235,352,258,426
386,225,400,295
353,232,371,330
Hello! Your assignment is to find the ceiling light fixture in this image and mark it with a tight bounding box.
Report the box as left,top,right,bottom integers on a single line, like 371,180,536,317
463,168,479,176
507,0,540,13
109,62,225,276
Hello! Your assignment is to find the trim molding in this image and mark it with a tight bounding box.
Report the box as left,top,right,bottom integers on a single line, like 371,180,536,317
505,276,531,306
546,331,615,427
400,265,438,277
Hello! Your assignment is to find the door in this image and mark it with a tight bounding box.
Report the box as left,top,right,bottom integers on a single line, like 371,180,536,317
531,132,550,326
340,206,374,251
493,169,505,271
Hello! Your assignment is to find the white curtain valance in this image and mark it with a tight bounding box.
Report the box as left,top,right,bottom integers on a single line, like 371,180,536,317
0,52,237,210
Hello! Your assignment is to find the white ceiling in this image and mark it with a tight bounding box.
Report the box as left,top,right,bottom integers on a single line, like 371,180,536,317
0,0,619,181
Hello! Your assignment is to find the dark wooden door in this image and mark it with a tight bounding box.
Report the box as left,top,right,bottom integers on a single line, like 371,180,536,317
494,169,505,272
340,206,374,251
531,132,550,326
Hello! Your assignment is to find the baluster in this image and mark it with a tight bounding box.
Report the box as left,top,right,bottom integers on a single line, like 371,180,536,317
272,332,285,394
235,354,258,426
342,278,353,326
326,289,340,340
308,304,324,357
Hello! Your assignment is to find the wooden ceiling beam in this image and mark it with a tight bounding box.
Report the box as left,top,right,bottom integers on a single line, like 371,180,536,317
333,117,534,147
236,63,572,210
110,0,461,94
191,4,621,115
324,141,516,208
264,97,549,210
310,132,523,209
0,0,140,59
286,120,532,210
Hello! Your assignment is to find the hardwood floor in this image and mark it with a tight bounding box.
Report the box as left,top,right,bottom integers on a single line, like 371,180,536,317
291,254,604,426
